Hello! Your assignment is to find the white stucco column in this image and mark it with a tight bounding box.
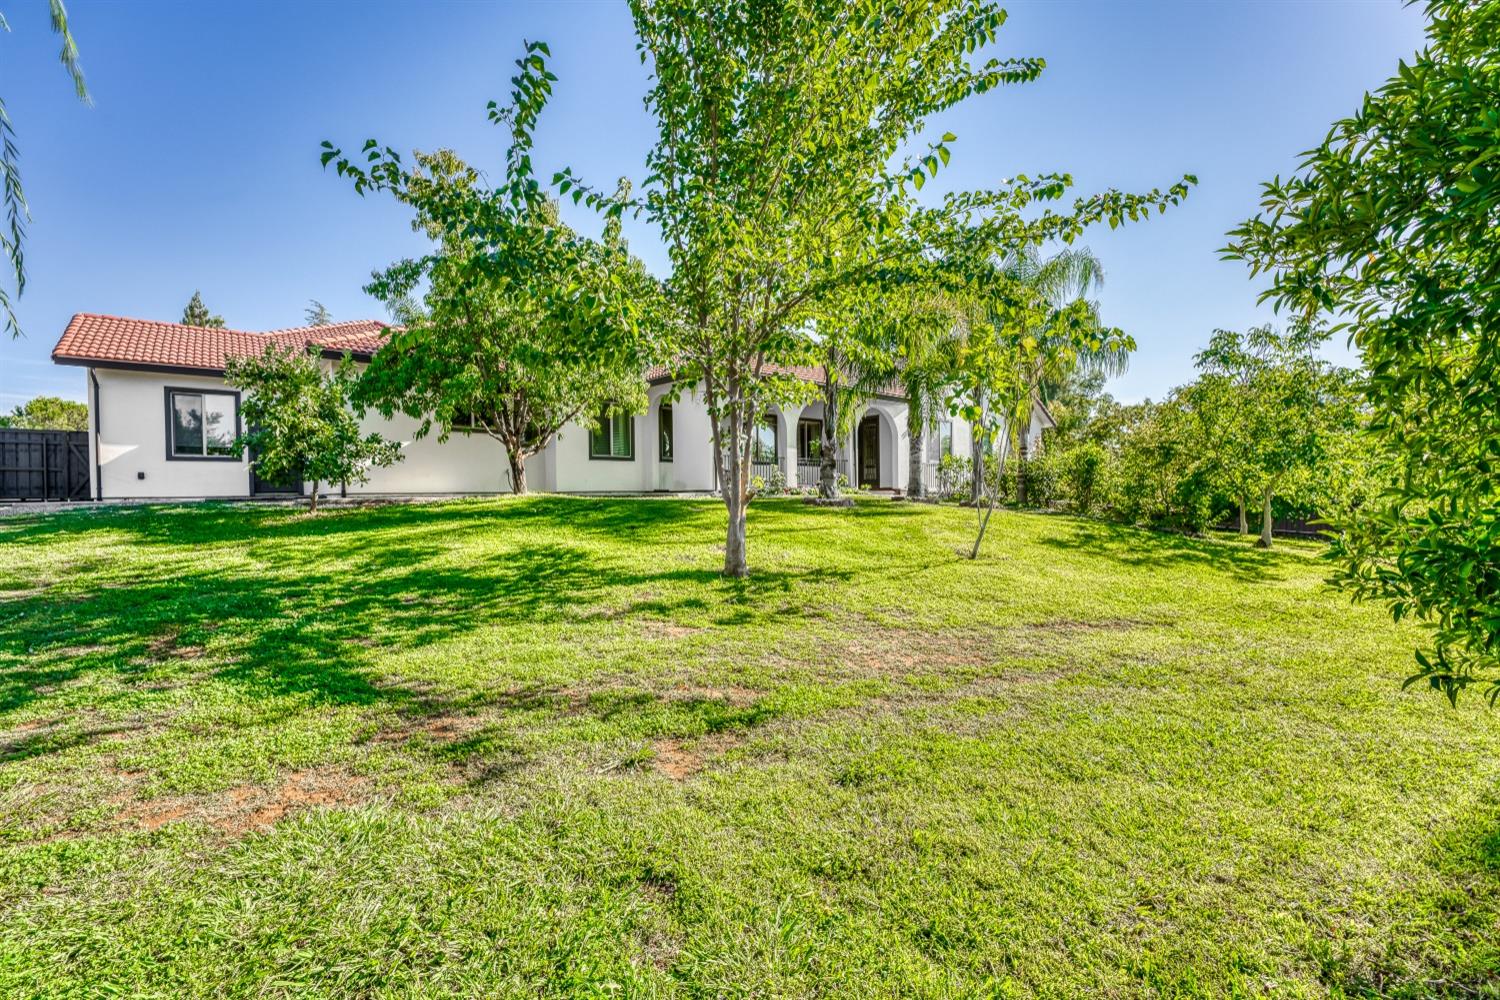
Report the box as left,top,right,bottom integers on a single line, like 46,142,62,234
781,404,801,488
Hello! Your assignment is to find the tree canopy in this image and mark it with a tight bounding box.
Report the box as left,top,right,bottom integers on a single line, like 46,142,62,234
0,394,87,431
181,291,225,329
560,0,1193,576
322,42,656,495
225,346,402,514
1225,0,1500,702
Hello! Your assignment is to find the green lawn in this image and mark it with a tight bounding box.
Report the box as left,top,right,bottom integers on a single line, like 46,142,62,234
1,497,1497,998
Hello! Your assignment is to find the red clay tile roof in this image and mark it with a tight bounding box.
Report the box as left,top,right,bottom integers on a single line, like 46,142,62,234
52,313,389,374
646,361,906,398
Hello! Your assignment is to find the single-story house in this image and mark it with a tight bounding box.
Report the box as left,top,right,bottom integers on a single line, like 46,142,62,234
51,313,1054,501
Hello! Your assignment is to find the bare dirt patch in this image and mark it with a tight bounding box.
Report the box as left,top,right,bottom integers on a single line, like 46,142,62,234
639,621,704,640
650,734,742,780
834,627,1003,674
145,630,206,661
120,766,372,836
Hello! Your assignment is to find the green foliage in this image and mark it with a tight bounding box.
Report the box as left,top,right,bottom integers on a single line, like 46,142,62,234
1109,398,1216,534
303,300,332,326
322,42,655,494
0,394,86,431
1225,0,1500,701
936,453,972,500
1059,441,1108,516
0,0,90,338
180,290,225,329
1183,323,1351,546
225,345,402,512
557,0,1191,574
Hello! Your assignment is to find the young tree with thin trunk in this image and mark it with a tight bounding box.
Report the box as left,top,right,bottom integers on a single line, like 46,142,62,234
322,43,656,494
226,346,402,514
561,0,1192,575
955,271,1128,557
1191,324,1332,548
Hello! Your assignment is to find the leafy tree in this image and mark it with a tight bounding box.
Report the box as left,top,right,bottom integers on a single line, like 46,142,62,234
1226,0,1499,701
304,300,333,326
322,44,655,495
2,1,89,338
559,0,1192,575
953,265,1130,557
796,298,894,501
1110,395,1216,533
225,345,401,514
996,245,1121,504
0,394,86,430
1188,324,1335,547
181,291,225,328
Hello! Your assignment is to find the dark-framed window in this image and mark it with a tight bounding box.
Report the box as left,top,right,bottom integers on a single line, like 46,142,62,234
659,402,674,462
797,418,823,462
752,415,778,463
589,407,634,460
925,418,953,463
165,387,241,461
450,409,492,433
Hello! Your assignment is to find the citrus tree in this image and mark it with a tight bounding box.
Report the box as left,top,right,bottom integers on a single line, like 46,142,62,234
226,346,402,514
1225,0,1500,701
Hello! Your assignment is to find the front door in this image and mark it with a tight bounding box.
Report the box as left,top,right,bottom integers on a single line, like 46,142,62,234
857,415,880,488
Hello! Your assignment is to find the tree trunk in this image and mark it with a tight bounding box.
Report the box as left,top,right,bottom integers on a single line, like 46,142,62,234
1257,487,1273,548
969,390,986,505
969,438,1009,559
308,480,320,514
1015,425,1030,506
907,386,925,499
1237,497,1248,534
819,379,840,499
718,398,751,578
507,450,528,495
724,484,748,578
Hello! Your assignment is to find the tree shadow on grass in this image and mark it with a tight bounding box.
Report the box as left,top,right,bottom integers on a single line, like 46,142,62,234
1036,517,1299,584
0,509,849,738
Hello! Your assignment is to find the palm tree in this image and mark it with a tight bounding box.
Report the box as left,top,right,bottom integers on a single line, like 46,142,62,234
960,245,1128,503
3,1,89,337
976,246,1125,504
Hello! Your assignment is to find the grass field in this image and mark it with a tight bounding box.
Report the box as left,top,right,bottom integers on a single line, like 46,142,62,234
1,496,1497,998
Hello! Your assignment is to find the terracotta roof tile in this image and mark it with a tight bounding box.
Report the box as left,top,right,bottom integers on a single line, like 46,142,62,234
52,313,389,373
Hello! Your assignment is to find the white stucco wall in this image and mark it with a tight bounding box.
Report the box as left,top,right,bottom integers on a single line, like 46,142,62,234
90,366,522,499
83,364,1031,500
93,368,253,499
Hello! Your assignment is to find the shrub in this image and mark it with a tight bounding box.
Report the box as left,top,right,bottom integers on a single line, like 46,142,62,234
1060,443,1109,515
936,454,972,500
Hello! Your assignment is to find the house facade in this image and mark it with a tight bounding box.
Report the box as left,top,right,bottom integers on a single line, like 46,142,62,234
51,313,1053,501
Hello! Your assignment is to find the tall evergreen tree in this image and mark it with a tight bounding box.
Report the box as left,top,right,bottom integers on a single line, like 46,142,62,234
181,291,225,328
304,300,333,326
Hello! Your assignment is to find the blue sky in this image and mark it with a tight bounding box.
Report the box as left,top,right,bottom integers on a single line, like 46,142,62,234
0,0,1426,408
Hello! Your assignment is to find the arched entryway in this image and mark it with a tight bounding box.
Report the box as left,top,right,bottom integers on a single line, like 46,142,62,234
856,414,881,488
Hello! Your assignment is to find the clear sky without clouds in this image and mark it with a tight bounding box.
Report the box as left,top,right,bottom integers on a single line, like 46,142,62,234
0,0,1426,408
